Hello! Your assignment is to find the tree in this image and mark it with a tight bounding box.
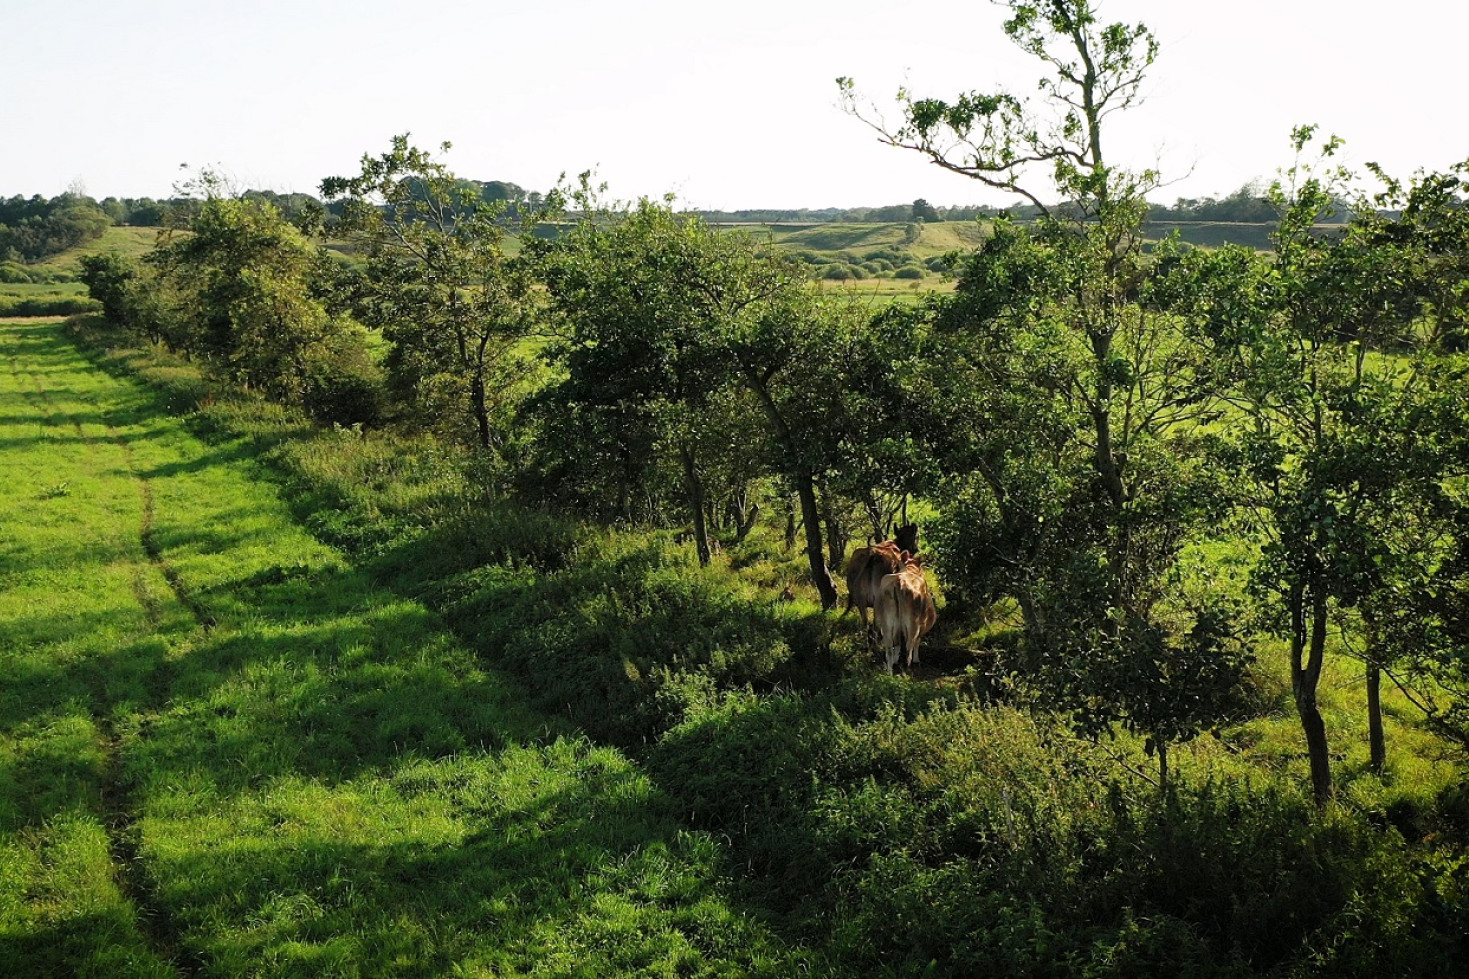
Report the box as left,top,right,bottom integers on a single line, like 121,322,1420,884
841,0,1246,785
536,196,758,565
321,136,551,450
147,178,377,421
911,198,941,222
1193,131,1469,802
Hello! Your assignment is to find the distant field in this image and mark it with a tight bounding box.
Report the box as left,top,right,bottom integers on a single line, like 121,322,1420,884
1,227,161,316
0,218,1278,320
812,276,955,303
1144,220,1276,251
722,219,988,259
42,225,161,274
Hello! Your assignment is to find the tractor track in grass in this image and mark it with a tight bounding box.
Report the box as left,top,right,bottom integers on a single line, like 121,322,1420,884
103,427,206,977
118,432,218,633
92,708,200,979
5,325,199,976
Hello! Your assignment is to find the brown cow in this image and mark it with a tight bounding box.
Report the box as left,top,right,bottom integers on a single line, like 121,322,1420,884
841,523,919,637
874,553,937,674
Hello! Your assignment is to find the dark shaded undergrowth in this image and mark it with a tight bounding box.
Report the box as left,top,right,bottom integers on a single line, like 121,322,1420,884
70,316,1469,976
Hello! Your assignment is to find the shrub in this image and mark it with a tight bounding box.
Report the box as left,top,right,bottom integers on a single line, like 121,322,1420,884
894,265,925,279
300,323,387,427
0,294,100,317
0,261,38,283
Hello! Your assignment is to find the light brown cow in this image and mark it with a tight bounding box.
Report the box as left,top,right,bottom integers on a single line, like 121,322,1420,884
875,553,937,674
841,523,919,637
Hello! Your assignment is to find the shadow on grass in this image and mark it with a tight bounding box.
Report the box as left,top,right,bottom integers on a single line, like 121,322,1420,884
143,751,789,975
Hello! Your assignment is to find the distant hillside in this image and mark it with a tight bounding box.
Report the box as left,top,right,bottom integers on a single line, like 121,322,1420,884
1144,220,1276,251
43,225,160,273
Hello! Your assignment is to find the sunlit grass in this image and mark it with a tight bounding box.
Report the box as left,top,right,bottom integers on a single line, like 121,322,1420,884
0,318,807,976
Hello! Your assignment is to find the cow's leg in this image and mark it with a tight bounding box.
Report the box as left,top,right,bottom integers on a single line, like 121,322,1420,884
856,605,874,650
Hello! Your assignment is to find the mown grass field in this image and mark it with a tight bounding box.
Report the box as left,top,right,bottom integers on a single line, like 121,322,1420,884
50,226,161,272
0,316,809,976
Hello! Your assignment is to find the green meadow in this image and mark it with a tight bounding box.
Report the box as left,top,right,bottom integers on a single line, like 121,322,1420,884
0,316,806,976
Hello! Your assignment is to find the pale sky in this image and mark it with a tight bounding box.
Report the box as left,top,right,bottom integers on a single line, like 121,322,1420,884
2,0,1463,210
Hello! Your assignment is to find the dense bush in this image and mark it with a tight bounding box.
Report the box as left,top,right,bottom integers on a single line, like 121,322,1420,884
0,293,99,317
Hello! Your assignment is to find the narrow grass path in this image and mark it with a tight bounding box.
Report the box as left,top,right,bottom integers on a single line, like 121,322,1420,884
0,318,807,976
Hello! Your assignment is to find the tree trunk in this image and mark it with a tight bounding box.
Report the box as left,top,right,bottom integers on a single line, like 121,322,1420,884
1157,741,1170,797
1017,589,1046,673
734,497,759,543
679,444,711,566
744,372,837,608
820,482,847,573
470,368,492,450
797,473,839,609
1365,612,1386,776
1292,585,1333,806
784,497,797,552
863,491,885,542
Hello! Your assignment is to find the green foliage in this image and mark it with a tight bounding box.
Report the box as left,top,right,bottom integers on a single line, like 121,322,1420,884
0,290,98,317
321,135,553,451
78,251,140,324
0,192,112,262
54,307,1469,977
71,177,378,427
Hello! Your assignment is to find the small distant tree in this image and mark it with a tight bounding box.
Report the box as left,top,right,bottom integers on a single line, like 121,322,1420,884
911,198,941,222
78,252,142,326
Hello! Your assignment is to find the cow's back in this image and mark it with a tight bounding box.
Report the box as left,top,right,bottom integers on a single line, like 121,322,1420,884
844,541,903,616
876,559,937,671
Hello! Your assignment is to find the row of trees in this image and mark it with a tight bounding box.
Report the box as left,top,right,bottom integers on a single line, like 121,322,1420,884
0,192,111,262
838,0,1469,799
81,2,1469,805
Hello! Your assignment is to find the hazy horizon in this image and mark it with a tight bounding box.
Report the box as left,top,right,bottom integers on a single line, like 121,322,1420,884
4,1,1463,211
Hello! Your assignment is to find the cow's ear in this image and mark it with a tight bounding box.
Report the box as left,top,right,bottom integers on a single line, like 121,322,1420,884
912,554,925,566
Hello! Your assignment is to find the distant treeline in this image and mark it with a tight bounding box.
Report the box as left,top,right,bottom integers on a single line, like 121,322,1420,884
2,179,1335,271
0,194,113,263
